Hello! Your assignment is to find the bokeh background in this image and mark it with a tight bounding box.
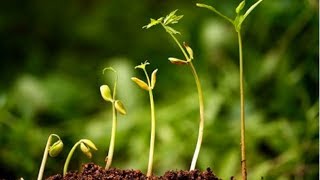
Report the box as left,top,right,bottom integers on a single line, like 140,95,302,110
0,0,318,179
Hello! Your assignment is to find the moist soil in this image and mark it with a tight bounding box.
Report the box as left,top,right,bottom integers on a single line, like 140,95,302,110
46,163,221,180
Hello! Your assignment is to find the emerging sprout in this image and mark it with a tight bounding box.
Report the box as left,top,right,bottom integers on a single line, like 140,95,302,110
63,139,97,176
100,67,127,170
37,134,63,180
131,61,158,177
196,1,263,179
143,10,205,171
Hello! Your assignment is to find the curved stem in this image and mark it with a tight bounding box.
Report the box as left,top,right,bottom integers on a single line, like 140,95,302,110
189,62,205,171
238,31,247,180
105,102,117,170
37,134,60,180
63,141,81,176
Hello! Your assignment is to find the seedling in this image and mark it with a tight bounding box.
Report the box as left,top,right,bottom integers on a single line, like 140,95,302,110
37,134,63,180
196,1,263,179
100,67,127,170
131,61,158,177
143,10,204,171
63,139,97,176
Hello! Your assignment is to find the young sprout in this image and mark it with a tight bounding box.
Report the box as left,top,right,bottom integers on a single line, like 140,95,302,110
100,67,127,170
63,139,97,176
37,134,63,180
196,1,263,179
131,61,158,177
143,10,204,171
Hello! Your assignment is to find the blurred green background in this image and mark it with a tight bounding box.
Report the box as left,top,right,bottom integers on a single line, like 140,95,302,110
0,0,318,179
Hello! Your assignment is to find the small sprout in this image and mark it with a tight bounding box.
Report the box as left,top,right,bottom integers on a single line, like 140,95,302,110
115,100,126,115
100,85,113,102
132,61,158,177
144,10,205,171
63,139,98,176
48,139,63,157
168,57,188,65
101,67,127,170
131,77,150,91
37,134,63,180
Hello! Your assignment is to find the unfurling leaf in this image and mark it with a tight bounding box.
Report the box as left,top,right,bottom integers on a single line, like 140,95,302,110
135,61,150,70
168,57,188,65
163,10,183,25
183,42,194,60
165,26,181,35
49,140,63,157
100,85,113,102
143,17,163,29
131,77,150,91
115,100,127,115
236,1,246,14
151,69,158,89
81,139,98,151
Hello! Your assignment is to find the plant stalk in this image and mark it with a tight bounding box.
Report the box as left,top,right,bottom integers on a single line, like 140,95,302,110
167,30,204,171
63,141,81,176
237,30,247,180
37,135,52,180
143,69,156,177
105,102,117,170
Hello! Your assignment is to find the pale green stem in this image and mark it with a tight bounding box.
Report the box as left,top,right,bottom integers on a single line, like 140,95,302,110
143,69,156,177
63,140,81,176
105,102,117,170
165,27,205,171
37,134,60,180
238,30,247,180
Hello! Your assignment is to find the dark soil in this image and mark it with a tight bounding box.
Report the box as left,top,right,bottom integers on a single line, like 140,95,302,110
46,163,221,180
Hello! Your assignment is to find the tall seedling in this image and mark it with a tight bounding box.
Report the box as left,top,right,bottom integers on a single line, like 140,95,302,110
196,1,263,179
143,10,204,171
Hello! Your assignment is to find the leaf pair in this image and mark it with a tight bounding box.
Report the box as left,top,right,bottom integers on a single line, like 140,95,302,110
143,9,183,35
131,61,158,91
79,139,98,159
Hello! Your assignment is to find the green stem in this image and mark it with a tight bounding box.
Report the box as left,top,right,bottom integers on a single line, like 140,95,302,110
63,140,81,176
37,134,60,180
237,30,246,180
143,69,156,177
165,28,204,170
105,102,117,170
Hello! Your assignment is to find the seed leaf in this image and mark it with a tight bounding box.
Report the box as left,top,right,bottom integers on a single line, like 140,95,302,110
115,100,127,115
168,57,188,65
236,1,246,14
183,42,194,60
151,69,158,89
81,139,98,151
131,77,150,91
49,140,63,157
100,85,113,102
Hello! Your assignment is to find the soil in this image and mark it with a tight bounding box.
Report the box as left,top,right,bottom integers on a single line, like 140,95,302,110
46,163,221,180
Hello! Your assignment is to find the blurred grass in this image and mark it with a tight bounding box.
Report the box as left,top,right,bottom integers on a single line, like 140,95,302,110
0,0,318,179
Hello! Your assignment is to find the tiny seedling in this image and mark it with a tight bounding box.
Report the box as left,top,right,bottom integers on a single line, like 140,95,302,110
143,10,204,171
100,67,127,170
196,1,263,179
63,139,97,176
37,134,63,180
131,61,158,177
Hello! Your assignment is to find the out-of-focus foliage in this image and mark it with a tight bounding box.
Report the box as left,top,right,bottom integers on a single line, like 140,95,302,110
0,0,318,179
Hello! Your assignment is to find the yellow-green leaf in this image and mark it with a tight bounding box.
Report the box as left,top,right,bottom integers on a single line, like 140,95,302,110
151,69,158,89
49,140,63,157
115,100,127,115
81,139,98,151
168,57,188,65
236,1,246,14
183,42,194,60
100,85,113,102
131,77,150,91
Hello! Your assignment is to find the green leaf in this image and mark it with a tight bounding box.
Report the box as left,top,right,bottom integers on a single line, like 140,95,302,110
100,85,113,102
236,1,246,14
115,100,127,115
151,69,158,89
234,15,244,32
163,9,178,24
168,57,188,65
163,10,183,25
131,77,150,91
143,17,163,29
49,140,63,157
165,26,180,35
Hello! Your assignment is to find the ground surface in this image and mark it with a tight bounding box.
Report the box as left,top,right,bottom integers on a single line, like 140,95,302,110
46,163,221,180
